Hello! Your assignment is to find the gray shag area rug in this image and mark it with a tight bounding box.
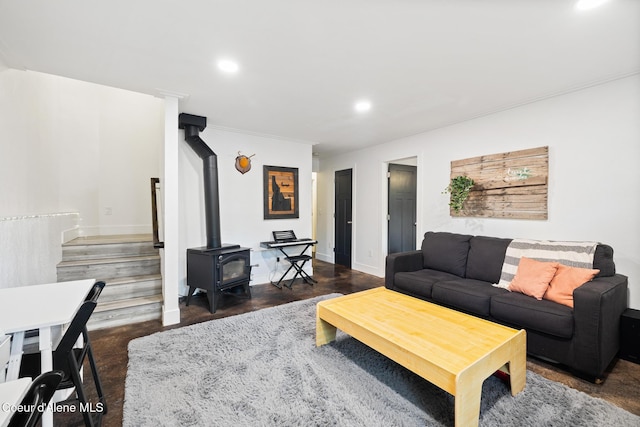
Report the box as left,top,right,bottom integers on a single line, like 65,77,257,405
124,294,639,426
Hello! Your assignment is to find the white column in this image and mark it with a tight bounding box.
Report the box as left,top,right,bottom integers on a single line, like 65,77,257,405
161,95,181,326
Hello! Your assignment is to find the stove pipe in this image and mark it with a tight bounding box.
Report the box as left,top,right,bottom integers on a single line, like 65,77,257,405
178,113,221,249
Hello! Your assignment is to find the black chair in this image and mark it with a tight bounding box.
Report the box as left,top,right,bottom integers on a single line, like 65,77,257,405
273,230,317,289
8,370,64,427
20,281,106,348
19,283,107,427
84,281,106,303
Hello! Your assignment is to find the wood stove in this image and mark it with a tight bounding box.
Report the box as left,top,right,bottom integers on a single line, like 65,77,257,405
180,113,252,313
185,245,251,313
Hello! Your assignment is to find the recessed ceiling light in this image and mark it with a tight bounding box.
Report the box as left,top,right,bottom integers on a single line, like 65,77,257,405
217,59,239,73
575,0,610,11
354,100,372,113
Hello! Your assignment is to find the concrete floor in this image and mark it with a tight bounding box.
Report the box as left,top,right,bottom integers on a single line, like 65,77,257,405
55,259,640,426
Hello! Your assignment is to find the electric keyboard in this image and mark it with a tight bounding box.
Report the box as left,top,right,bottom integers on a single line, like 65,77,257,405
260,238,317,249
261,231,318,289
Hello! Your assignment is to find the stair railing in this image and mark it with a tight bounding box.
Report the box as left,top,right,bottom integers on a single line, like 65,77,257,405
150,178,164,249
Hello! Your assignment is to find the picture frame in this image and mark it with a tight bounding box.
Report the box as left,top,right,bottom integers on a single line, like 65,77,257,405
263,165,299,219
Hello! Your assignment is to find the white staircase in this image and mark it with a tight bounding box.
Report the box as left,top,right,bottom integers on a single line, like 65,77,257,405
57,234,162,330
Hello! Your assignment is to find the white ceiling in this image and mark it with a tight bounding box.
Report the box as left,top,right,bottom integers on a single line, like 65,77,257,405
0,0,638,157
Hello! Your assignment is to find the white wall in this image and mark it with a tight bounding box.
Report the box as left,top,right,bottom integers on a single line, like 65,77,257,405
178,127,314,294
0,69,163,233
0,68,313,295
0,69,163,286
3,67,636,309
317,75,640,309
0,213,78,288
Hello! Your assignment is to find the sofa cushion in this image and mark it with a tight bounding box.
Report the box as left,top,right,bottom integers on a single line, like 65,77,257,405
491,293,574,339
421,232,472,277
394,269,461,299
466,236,512,283
594,244,615,277
432,279,508,317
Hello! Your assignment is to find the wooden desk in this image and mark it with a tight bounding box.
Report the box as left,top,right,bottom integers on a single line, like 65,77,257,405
0,378,31,427
0,279,95,427
316,287,526,427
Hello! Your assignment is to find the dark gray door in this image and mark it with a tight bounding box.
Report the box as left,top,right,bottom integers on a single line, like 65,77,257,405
388,164,417,254
335,169,352,268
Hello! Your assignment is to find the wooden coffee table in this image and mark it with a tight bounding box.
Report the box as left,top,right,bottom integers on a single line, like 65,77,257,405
316,287,526,427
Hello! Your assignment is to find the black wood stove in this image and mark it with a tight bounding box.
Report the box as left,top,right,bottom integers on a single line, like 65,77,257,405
180,113,251,313
185,245,251,313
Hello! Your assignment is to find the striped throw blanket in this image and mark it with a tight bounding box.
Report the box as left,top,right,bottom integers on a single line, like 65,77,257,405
495,239,598,289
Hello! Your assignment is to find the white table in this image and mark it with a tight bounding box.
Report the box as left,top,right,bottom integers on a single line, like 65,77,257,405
0,279,95,427
0,377,32,427
0,334,10,383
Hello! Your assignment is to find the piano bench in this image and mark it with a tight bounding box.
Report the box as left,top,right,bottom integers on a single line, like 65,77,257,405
285,255,312,262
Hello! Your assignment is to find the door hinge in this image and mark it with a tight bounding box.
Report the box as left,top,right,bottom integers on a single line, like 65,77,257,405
387,171,391,178
387,214,391,221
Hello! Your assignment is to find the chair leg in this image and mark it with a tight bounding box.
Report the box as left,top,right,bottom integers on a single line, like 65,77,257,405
277,263,296,289
70,332,107,426
299,267,317,284
288,263,304,288
86,346,107,415
69,358,95,427
292,259,316,286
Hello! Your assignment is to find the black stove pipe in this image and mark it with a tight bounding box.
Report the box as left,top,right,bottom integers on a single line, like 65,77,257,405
178,113,222,249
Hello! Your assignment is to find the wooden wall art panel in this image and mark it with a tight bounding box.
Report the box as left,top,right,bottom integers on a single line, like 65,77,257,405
450,146,548,220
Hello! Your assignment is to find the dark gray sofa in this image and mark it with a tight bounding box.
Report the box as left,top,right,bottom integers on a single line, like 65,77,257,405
385,231,628,381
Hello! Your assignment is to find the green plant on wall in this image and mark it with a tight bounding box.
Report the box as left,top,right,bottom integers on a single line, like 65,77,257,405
443,176,475,213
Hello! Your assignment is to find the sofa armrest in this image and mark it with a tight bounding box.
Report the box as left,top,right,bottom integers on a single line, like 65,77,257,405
385,250,423,289
572,274,628,378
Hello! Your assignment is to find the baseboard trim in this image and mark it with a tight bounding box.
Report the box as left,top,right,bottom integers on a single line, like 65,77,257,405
315,252,333,263
61,225,81,243
162,306,181,326
352,261,383,277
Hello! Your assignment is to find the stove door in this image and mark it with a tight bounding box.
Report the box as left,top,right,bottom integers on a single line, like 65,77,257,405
218,251,250,289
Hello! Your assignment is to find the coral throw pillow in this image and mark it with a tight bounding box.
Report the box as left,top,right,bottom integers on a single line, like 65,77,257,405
544,264,600,308
508,257,559,300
